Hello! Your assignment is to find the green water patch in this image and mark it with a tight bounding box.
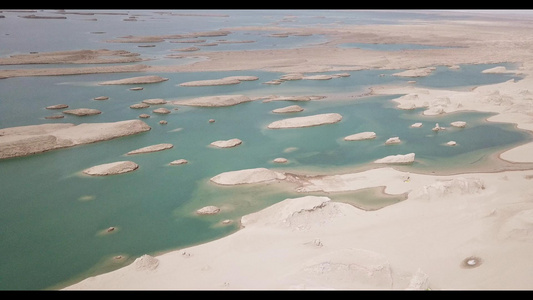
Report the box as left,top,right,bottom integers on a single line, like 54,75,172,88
327,187,408,211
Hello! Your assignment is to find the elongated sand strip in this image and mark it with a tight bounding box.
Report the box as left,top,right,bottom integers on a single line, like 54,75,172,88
179,76,258,87
267,113,342,129
126,143,173,155
99,75,169,85
344,131,376,141
0,120,151,159
172,95,251,107
83,161,139,176
272,105,304,113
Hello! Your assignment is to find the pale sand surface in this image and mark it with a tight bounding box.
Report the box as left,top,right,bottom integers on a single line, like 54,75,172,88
0,120,150,159
374,153,415,164
267,113,343,129
65,167,533,290
272,105,304,114
82,161,139,176
171,95,251,107
209,138,243,149
344,131,377,141
10,11,530,289
178,76,258,86
126,143,173,155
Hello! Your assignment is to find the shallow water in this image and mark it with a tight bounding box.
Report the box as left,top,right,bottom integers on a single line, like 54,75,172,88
0,10,531,290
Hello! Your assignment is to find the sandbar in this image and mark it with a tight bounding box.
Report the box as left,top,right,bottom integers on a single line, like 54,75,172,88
83,161,139,176
0,49,143,65
272,105,304,114
262,95,326,102
99,75,169,85
126,143,173,155
267,113,342,129
178,76,258,87
63,108,102,116
172,95,251,107
344,131,376,141
210,138,242,148
0,120,150,159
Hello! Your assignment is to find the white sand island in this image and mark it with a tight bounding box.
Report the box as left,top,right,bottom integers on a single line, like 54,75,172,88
178,76,258,86
142,99,167,105
172,95,251,107
272,105,304,114
83,161,139,176
99,75,169,85
62,108,102,116
344,131,377,141
267,113,342,129
126,143,174,155
0,120,150,159
210,138,243,148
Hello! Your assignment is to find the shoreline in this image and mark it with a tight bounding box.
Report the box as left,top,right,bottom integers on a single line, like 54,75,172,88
3,11,533,290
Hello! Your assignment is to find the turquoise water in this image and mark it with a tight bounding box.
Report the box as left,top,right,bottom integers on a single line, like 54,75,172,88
0,65,529,290
0,10,531,290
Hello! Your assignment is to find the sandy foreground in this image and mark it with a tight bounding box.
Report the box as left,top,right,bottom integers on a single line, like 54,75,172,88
3,11,531,290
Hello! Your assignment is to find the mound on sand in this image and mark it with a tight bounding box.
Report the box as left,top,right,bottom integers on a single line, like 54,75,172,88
210,167,286,185
126,143,173,155
83,161,139,176
134,255,159,271
0,120,151,159
410,177,485,200
99,75,169,85
172,95,251,107
267,113,342,129
241,195,332,227
374,153,415,164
